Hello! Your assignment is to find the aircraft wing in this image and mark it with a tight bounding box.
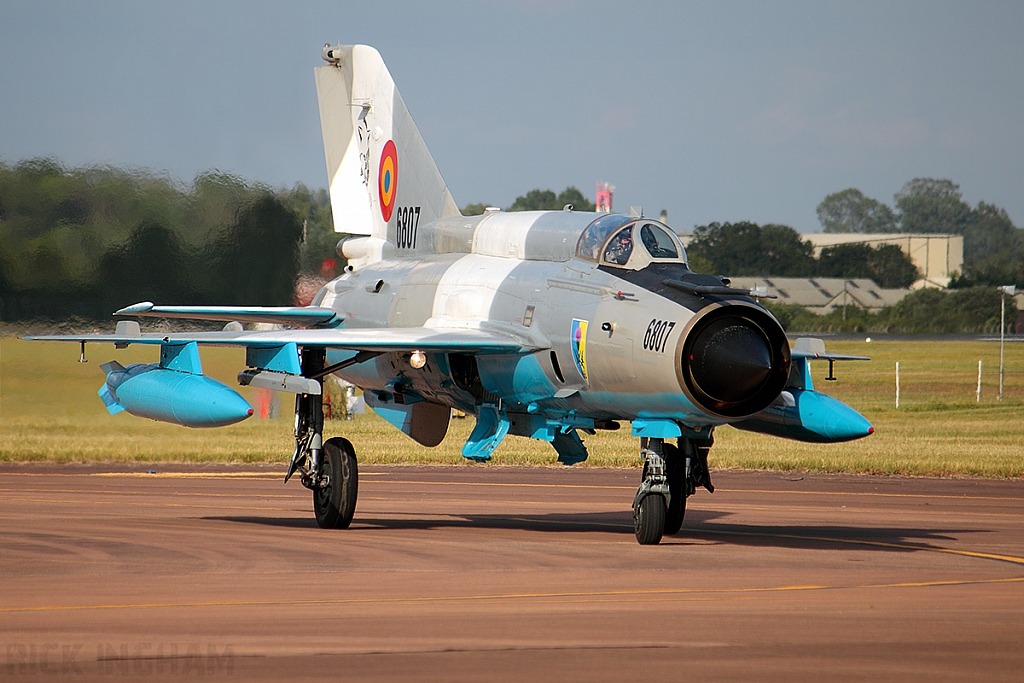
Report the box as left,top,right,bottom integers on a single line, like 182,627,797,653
790,337,869,361
112,302,341,327
25,324,545,355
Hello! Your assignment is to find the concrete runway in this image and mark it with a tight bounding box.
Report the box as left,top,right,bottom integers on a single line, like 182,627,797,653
1,464,1022,682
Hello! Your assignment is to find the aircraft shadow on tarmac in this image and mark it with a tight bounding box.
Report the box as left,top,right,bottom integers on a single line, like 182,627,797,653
204,509,978,555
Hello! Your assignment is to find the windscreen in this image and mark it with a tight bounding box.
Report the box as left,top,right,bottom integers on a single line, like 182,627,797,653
639,223,679,259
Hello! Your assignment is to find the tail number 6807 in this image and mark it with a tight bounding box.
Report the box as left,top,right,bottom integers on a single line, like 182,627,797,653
395,206,421,249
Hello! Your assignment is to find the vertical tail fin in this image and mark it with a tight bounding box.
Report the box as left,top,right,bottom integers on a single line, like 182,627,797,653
315,44,459,248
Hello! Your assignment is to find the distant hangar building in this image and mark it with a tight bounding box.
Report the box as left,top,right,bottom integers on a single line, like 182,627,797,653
672,231,964,314
802,233,964,290
726,277,909,315
676,231,963,291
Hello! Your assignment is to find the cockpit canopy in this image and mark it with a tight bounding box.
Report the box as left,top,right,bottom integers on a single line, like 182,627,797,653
576,214,687,268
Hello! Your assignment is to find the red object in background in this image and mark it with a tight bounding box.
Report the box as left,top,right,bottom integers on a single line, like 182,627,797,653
596,181,614,213
320,258,337,279
256,388,272,420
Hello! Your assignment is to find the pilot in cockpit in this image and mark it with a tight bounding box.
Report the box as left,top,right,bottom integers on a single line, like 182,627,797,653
604,227,633,265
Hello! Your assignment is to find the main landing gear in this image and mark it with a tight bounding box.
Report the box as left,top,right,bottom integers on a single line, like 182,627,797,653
284,348,359,529
632,434,715,545
314,437,358,528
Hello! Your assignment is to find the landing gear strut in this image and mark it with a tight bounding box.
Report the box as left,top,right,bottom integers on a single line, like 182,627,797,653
633,433,715,545
284,348,359,529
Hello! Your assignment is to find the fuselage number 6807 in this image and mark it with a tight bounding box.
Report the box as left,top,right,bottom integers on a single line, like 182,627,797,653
643,318,676,353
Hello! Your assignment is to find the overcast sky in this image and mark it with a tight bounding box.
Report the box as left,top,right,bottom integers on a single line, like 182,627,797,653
1,1,1021,233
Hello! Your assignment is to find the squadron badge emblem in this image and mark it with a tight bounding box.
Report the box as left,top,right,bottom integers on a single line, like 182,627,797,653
571,318,589,384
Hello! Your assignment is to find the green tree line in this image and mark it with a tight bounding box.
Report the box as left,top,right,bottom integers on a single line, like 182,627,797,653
463,187,596,215
686,221,920,289
4,160,1016,333
0,158,338,321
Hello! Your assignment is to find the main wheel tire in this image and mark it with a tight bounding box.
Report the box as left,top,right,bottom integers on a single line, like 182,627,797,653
313,437,358,529
634,494,666,545
664,443,686,536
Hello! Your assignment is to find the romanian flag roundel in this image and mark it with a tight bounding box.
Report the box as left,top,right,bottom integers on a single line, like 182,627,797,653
378,140,398,222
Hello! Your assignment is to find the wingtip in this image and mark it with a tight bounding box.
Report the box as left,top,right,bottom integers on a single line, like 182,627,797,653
115,301,155,316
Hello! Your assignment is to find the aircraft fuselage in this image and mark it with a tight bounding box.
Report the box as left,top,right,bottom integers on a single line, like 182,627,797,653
315,211,791,443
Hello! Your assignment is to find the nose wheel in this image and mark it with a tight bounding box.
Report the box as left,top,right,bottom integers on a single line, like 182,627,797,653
634,491,667,544
633,438,671,544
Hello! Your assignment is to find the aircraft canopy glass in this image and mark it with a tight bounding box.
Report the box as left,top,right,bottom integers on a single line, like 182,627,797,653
578,216,686,267
576,214,632,261
603,226,634,265
638,222,679,259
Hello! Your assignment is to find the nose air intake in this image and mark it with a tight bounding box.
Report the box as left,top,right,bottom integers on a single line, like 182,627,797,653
689,318,773,402
680,305,790,418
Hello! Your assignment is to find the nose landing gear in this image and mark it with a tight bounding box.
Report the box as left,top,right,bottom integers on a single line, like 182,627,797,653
633,433,714,545
633,438,671,545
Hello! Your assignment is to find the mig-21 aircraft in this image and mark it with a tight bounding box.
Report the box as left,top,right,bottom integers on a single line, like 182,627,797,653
28,44,872,544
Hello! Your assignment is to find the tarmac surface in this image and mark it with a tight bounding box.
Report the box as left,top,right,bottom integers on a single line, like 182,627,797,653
1,463,1022,682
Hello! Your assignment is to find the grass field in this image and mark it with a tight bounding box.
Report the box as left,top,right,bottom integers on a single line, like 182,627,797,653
1,335,1022,477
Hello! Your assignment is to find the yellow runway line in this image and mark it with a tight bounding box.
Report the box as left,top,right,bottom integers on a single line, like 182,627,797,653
0,497,303,513
0,471,387,479
0,487,302,498
687,527,1024,566
2,576,1022,615
719,487,1024,503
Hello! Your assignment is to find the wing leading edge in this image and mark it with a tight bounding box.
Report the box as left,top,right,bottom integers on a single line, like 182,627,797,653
25,324,546,355
113,302,341,327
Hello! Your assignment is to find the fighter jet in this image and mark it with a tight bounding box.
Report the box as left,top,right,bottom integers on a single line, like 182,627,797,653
28,44,872,544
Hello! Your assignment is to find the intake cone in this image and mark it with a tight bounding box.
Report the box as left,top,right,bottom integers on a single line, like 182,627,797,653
680,305,790,417
688,318,773,403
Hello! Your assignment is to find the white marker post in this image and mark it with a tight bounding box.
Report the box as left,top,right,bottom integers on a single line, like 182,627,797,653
999,285,1015,401
895,361,900,409
977,360,982,403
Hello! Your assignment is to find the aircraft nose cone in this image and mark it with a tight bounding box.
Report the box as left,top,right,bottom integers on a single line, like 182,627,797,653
688,317,773,404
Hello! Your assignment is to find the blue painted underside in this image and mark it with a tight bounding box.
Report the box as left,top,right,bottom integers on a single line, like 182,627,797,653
101,363,252,428
160,341,203,375
367,401,416,435
246,343,302,375
733,388,873,443
462,404,511,461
